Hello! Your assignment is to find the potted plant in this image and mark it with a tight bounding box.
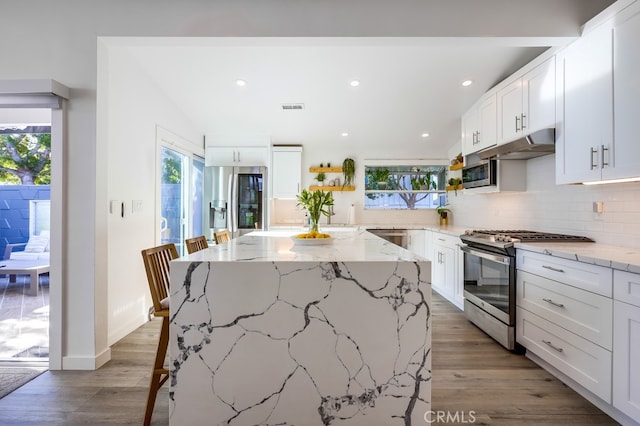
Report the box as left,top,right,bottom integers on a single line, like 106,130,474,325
375,168,390,189
342,157,355,188
436,204,450,225
296,189,335,233
315,172,326,186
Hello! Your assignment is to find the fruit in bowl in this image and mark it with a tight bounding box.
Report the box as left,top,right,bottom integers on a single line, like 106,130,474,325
296,230,331,239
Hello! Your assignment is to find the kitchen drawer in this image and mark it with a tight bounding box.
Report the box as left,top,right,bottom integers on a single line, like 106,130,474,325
517,270,612,350
517,307,612,403
517,250,612,297
614,270,640,308
432,232,461,248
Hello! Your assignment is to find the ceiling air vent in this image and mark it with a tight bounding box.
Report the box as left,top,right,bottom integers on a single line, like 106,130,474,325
281,103,305,111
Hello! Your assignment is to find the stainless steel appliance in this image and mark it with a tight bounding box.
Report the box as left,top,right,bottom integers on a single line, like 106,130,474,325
204,166,267,239
462,158,496,189
460,229,594,350
367,228,408,249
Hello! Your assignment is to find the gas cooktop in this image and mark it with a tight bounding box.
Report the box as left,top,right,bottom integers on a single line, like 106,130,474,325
460,229,594,254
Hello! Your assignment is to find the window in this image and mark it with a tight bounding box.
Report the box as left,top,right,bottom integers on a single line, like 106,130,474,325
29,199,50,236
364,163,447,210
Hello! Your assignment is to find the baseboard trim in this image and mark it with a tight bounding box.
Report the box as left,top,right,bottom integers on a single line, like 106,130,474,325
62,347,111,371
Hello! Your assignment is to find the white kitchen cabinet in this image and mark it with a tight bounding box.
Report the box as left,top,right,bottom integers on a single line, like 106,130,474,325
407,229,426,258
609,8,640,181
516,249,613,403
431,231,463,310
497,56,555,144
271,146,302,199
613,270,640,422
555,23,614,184
461,92,497,156
557,5,640,185
205,146,268,166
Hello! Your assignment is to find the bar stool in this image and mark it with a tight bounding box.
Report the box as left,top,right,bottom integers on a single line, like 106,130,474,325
140,243,178,426
185,235,208,254
214,230,231,244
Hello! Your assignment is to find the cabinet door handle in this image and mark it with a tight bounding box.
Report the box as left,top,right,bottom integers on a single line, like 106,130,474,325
476,131,481,144
233,151,236,162
515,115,520,132
601,145,609,168
542,298,565,308
542,265,565,273
437,238,445,242
521,113,527,129
542,340,564,353
590,147,598,170
237,151,241,163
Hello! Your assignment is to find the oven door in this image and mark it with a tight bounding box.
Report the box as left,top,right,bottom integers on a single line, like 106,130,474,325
461,245,515,325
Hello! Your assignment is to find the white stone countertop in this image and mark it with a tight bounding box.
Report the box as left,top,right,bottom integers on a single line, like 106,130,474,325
179,229,427,263
515,241,640,274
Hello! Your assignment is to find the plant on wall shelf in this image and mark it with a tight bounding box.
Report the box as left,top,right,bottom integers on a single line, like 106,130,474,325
315,172,326,186
342,157,355,188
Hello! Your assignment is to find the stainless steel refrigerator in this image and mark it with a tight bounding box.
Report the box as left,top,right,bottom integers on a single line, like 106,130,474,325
204,166,267,239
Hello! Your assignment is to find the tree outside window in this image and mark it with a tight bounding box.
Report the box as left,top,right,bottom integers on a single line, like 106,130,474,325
0,133,51,184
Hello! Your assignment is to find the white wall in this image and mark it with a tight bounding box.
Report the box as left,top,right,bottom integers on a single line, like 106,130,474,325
448,154,640,248
100,45,202,345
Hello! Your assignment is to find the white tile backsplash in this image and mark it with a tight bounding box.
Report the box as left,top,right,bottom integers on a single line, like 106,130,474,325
448,154,640,248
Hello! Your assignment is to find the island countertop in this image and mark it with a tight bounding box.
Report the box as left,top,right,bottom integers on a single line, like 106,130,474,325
178,229,427,263
169,229,432,425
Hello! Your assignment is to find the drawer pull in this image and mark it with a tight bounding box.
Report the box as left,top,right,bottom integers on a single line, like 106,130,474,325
542,265,565,273
542,298,565,308
542,340,564,353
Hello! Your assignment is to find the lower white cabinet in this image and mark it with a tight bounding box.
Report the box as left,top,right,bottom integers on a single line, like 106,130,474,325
517,307,612,402
516,249,613,403
613,270,640,422
431,231,463,310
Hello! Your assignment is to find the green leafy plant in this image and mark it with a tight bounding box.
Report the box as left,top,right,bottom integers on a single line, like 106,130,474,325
296,189,335,232
342,157,355,188
436,204,450,218
315,172,326,182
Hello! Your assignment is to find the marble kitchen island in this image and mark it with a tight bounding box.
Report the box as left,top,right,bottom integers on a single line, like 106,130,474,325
169,229,432,425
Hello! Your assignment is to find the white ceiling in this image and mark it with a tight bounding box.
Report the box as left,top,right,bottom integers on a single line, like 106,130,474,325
123,39,549,158
110,1,616,158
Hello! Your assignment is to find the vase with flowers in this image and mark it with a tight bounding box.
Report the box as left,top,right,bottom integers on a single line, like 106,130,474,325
296,188,334,233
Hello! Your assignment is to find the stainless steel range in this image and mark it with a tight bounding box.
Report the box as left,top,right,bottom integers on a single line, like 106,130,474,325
459,229,593,350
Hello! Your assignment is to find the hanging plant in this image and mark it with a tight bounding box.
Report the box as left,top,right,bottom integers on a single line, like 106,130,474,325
342,157,355,188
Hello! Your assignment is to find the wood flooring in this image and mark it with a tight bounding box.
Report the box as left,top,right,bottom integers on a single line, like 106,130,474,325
0,293,617,425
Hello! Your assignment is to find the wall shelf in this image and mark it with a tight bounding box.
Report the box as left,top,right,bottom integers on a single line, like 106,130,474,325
309,185,355,192
449,163,464,171
309,166,343,173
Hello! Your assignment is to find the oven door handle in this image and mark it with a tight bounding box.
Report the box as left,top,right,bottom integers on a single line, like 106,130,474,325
460,245,512,265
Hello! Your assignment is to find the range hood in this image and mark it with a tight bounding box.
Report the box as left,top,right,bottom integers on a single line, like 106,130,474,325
478,128,555,160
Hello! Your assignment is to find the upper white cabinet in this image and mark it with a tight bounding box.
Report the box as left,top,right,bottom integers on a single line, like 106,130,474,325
555,24,614,184
497,56,555,144
557,4,640,184
205,147,268,167
610,8,640,181
271,146,302,199
461,92,497,156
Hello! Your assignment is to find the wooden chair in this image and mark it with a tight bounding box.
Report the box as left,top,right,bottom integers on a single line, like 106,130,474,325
185,235,208,254
214,230,231,244
140,243,178,426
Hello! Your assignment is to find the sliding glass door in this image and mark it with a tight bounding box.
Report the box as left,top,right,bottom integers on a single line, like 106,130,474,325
160,146,204,256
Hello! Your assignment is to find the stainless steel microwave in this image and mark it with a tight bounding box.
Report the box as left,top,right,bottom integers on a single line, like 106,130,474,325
462,159,497,189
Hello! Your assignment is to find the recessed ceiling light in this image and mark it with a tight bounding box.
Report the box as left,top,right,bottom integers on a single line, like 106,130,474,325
236,79,247,87
350,80,360,87
341,132,349,137
461,80,473,87
421,133,430,138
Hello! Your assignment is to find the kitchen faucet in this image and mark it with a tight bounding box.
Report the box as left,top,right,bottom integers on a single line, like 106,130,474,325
327,205,335,225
